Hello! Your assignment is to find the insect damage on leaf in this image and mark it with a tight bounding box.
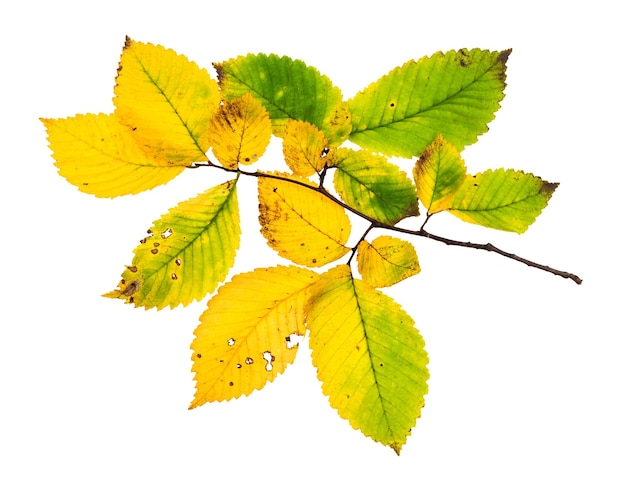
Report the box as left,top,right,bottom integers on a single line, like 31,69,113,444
44,37,580,457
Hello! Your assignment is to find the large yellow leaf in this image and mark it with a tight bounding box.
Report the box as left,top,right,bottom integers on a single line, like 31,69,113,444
209,92,272,168
190,265,319,406
114,37,220,165
306,265,429,454
258,174,351,267
104,179,240,309
41,113,186,197
282,119,330,176
357,236,420,288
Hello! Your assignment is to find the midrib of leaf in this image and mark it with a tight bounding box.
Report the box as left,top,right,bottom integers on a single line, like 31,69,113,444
337,168,408,214
132,51,206,158
140,179,238,282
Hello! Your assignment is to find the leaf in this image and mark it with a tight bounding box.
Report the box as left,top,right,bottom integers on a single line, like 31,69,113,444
357,236,420,288
190,265,319,406
41,113,186,197
258,174,351,267
306,265,429,454
282,120,330,176
332,148,419,225
114,37,220,165
208,92,272,168
447,169,558,233
413,134,467,213
348,48,511,158
215,53,351,143
104,179,240,309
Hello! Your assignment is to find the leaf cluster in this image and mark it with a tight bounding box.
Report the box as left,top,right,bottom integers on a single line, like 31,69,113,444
42,38,564,453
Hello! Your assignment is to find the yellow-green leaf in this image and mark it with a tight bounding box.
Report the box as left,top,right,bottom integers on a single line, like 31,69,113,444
306,265,429,454
114,37,220,165
348,49,510,157
258,174,350,267
104,179,240,309
357,236,420,288
209,92,272,168
332,148,419,225
413,135,467,213
282,119,329,176
190,265,319,406
447,169,558,233
41,113,186,197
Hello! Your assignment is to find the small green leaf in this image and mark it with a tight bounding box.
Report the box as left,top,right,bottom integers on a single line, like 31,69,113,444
306,265,429,454
104,179,240,309
348,48,510,157
447,169,558,233
413,134,467,213
332,148,419,225
214,53,351,143
357,236,420,288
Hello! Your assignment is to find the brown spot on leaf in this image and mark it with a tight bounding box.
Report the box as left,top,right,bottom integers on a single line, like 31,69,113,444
121,280,140,296
150,248,158,254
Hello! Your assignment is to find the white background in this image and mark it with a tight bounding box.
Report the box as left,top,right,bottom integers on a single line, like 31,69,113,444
2,1,624,485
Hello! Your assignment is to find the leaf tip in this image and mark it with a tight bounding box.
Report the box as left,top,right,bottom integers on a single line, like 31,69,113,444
124,35,132,49
499,48,513,64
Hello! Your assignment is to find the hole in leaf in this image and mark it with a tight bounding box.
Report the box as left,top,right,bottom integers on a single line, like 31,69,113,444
171,273,178,280
175,258,182,266
227,338,236,346
262,351,275,371
161,228,173,239
285,333,304,350
236,363,242,369
245,357,254,365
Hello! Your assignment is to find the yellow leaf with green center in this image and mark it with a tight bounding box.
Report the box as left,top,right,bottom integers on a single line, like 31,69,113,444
357,236,420,288
448,169,558,233
258,174,350,267
282,119,330,176
190,265,319,406
41,113,186,197
114,37,220,165
413,135,467,213
306,265,429,454
104,179,240,309
209,92,272,168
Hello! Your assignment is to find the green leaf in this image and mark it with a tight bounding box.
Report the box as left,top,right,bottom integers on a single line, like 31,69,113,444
258,173,351,267
348,48,511,158
190,265,319,406
306,265,429,454
332,148,419,225
104,179,240,309
214,53,351,143
357,236,420,288
413,134,467,213
447,169,558,233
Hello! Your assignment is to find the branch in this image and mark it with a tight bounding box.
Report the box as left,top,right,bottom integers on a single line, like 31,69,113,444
193,162,583,285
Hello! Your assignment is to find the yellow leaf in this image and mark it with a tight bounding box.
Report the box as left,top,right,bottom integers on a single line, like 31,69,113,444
209,92,272,168
190,265,319,405
307,265,429,453
357,236,420,288
258,174,351,267
41,113,185,197
114,37,220,165
282,119,330,176
413,135,467,213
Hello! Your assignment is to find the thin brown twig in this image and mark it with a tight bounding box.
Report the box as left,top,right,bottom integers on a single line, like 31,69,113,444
194,163,583,285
